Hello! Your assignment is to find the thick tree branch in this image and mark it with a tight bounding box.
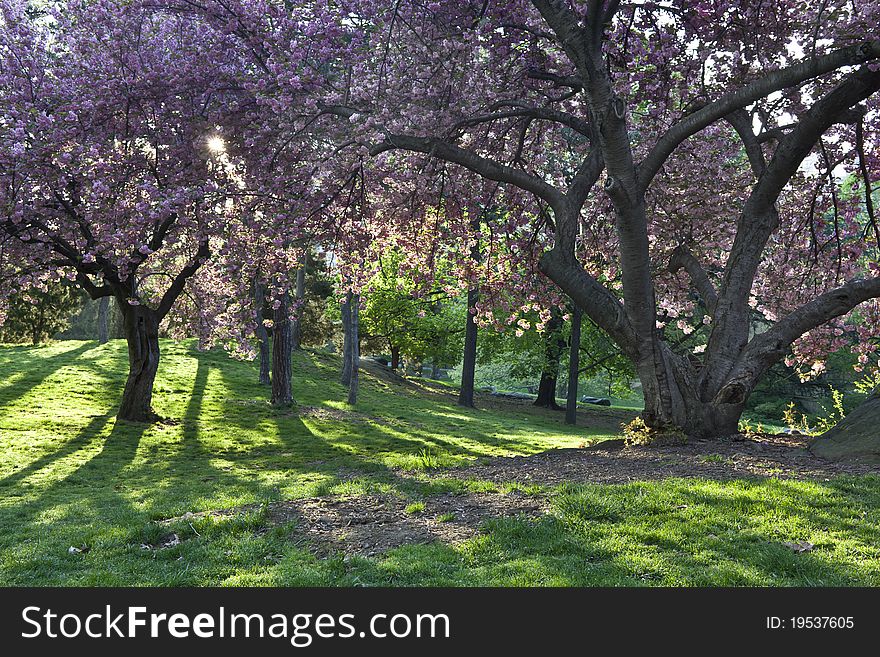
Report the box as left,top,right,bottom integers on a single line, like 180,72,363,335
725,109,766,176
638,40,880,191
156,238,209,319
716,276,880,404
539,247,637,356
748,67,880,214
567,147,604,210
75,273,115,300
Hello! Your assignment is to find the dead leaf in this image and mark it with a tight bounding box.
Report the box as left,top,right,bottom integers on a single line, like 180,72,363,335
782,540,814,553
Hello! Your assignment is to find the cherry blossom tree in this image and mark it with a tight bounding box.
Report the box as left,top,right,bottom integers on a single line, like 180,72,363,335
0,1,245,420
302,0,880,437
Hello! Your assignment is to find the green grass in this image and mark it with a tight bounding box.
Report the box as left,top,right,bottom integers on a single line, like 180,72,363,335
1,339,879,586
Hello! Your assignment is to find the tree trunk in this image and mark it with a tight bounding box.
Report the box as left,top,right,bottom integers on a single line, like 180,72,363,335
97,296,109,344
458,286,479,408
390,345,401,370
431,359,441,380
534,313,565,410
254,283,271,385
340,293,352,386
291,265,306,350
271,293,293,406
566,304,583,425
118,302,161,423
534,372,561,409
637,345,745,438
348,293,359,405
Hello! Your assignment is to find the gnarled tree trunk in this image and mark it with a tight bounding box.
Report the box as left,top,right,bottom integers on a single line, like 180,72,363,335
118,302,161,422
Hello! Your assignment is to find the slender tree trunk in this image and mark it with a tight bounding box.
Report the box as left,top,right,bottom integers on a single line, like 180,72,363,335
340,293,352,386
118,302,161,422
458,287,479,408
291,265,306,350
97,296,109,344
348,294,359,405
254,283,271,385
566,304,583,425
271,293,293,406
390,345,401,370
431,359,441,380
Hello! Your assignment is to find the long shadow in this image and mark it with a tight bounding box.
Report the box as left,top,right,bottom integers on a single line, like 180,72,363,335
138,357,295,516
0,418,147,560
0,342,95,410
0,413,114,489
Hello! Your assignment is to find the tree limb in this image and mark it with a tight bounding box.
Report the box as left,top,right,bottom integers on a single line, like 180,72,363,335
371,134,565,209
638,40,880,191
668,245,718,313
156,239,209,319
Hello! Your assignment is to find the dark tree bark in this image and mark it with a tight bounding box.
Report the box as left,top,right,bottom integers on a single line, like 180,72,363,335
348,293,360,405
340,293,352,386
254,283,271,386
534,313,565,410
566,304,583,425
271,293,293,406
458,286,479,408
118,302,161,422
431,359,441,380
390,345,401,370
291,265,306,350
97,296,109,344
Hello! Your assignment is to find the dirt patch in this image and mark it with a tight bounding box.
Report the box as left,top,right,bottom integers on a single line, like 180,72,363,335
161,491,548,557
274,492,547,556
447,433,880,487
297,405,359,421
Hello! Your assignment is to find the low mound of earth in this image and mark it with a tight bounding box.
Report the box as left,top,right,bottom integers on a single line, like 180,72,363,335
443,433,879,487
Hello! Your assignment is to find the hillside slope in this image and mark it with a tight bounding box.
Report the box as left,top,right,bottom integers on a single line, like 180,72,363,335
1,340,879,586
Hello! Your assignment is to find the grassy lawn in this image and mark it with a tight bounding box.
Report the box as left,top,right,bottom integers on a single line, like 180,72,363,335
1,340,879,586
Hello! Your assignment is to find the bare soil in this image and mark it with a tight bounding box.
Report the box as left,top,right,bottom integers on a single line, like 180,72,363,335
160,490,548,557
159,431,878,558
446,433,880,487
267,491,547,557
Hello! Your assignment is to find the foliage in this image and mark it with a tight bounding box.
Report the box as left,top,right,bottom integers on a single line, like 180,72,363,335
0,282,83,344
620,416,687,446
359,253,464,369
783,387,849,435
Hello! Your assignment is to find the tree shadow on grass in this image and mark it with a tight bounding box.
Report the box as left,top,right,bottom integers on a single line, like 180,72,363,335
0,342,95,411
0,418,148,582
0,412,114,490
